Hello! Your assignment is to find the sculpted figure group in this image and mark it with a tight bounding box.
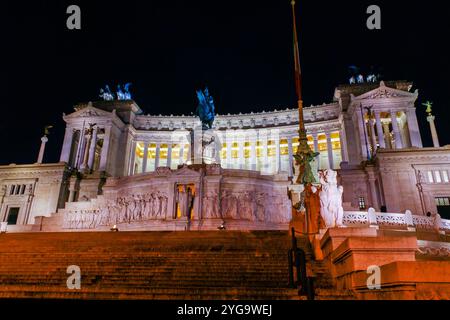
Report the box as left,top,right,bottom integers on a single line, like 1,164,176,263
220,190,289,223
64,191,168,229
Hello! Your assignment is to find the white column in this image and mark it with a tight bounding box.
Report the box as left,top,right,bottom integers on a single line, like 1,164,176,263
77,135,87,169
262,135,269,173
356,110,370,160
406,108,423,147
369,119,377,153
88,127,98,170
312,132,320,168
339,127,349,162
427,115,440,147
60,127,74,163
128,140,136,175
312,133,319,153
275,136,281,173
390,110,403,149
155,143,161,168
238,139,245,169
374,111,385,148
74,129,84,169
179,144,185,165
81,130,92,171
326,131,334,169
250,137,257,171
287,137,293,177
383,122,392,149
37,136,48,164
99,126,111,171
167,144,172,168
226,137,232,168
142,142,149,173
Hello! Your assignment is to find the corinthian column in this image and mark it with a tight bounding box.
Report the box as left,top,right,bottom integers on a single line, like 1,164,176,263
390,111,403,149
37,136,48,164
427,115,440,147
325,131,334,169
88,126,98,171
374,111,385,148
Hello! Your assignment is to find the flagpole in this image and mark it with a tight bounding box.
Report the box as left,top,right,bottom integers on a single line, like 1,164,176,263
291,0,317,186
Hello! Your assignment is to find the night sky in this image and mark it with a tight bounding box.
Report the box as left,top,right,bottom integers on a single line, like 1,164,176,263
1,0,449,164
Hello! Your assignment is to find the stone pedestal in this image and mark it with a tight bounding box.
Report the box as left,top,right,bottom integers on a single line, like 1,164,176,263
319,227,418,291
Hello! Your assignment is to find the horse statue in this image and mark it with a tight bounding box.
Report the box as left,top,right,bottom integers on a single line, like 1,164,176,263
116,84,126,100
99,85,114,101
123,83,132,100
196,87,215,129
318,169,344,228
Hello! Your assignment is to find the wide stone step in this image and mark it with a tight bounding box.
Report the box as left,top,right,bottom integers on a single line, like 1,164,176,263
0,231,320,300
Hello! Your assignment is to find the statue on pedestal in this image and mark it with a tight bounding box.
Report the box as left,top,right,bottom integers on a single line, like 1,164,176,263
176,185,194,219
196,87,215,130
318,169,344,228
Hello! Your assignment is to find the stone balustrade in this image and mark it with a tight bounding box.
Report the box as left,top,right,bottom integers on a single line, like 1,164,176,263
343,209,450,232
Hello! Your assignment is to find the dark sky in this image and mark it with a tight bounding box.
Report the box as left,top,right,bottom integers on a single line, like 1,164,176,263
1,0,449,164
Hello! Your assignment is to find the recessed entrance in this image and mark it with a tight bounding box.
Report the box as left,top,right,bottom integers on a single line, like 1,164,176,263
7,207,20,225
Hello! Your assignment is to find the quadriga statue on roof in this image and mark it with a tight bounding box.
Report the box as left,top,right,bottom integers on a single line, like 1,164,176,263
196,87,215,129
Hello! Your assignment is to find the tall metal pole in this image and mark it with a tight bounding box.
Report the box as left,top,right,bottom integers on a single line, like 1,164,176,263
291,0,318,186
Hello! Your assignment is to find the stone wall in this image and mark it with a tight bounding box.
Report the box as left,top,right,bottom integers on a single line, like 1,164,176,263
0,163,69,225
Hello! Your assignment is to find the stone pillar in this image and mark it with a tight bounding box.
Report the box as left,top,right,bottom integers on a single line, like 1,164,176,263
325,131,334,169
287,137,293,177
155,143,161,169
312,133,319,153
81,130,92,171
312,132,320,169
427,115,440,148
250,138,257,171
76,132,87,169
226,136,232,168
142,142,149,173
87,127,98,171
339,127,349,162
37,136,48,164
374,111,385,148
262,135,269,173
68,177,78,203
369,119,377,154
167,144,173,168
356,110,370,160
179,144,185,165
366,168,380,211
275,136,281,173
406,108,423,147
383,122,392,149
238,139,245,169
99,126,111,172
128,140,136,175
60,127,74,163
390,111,403,149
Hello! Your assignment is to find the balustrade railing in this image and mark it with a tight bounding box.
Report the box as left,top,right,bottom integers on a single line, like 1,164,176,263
343,209,450,232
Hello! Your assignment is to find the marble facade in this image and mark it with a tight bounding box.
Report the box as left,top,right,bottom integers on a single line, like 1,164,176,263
1,80,450,230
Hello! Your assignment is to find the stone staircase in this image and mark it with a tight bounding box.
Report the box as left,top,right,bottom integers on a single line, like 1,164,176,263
0,230,350,300
0,231,304,299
